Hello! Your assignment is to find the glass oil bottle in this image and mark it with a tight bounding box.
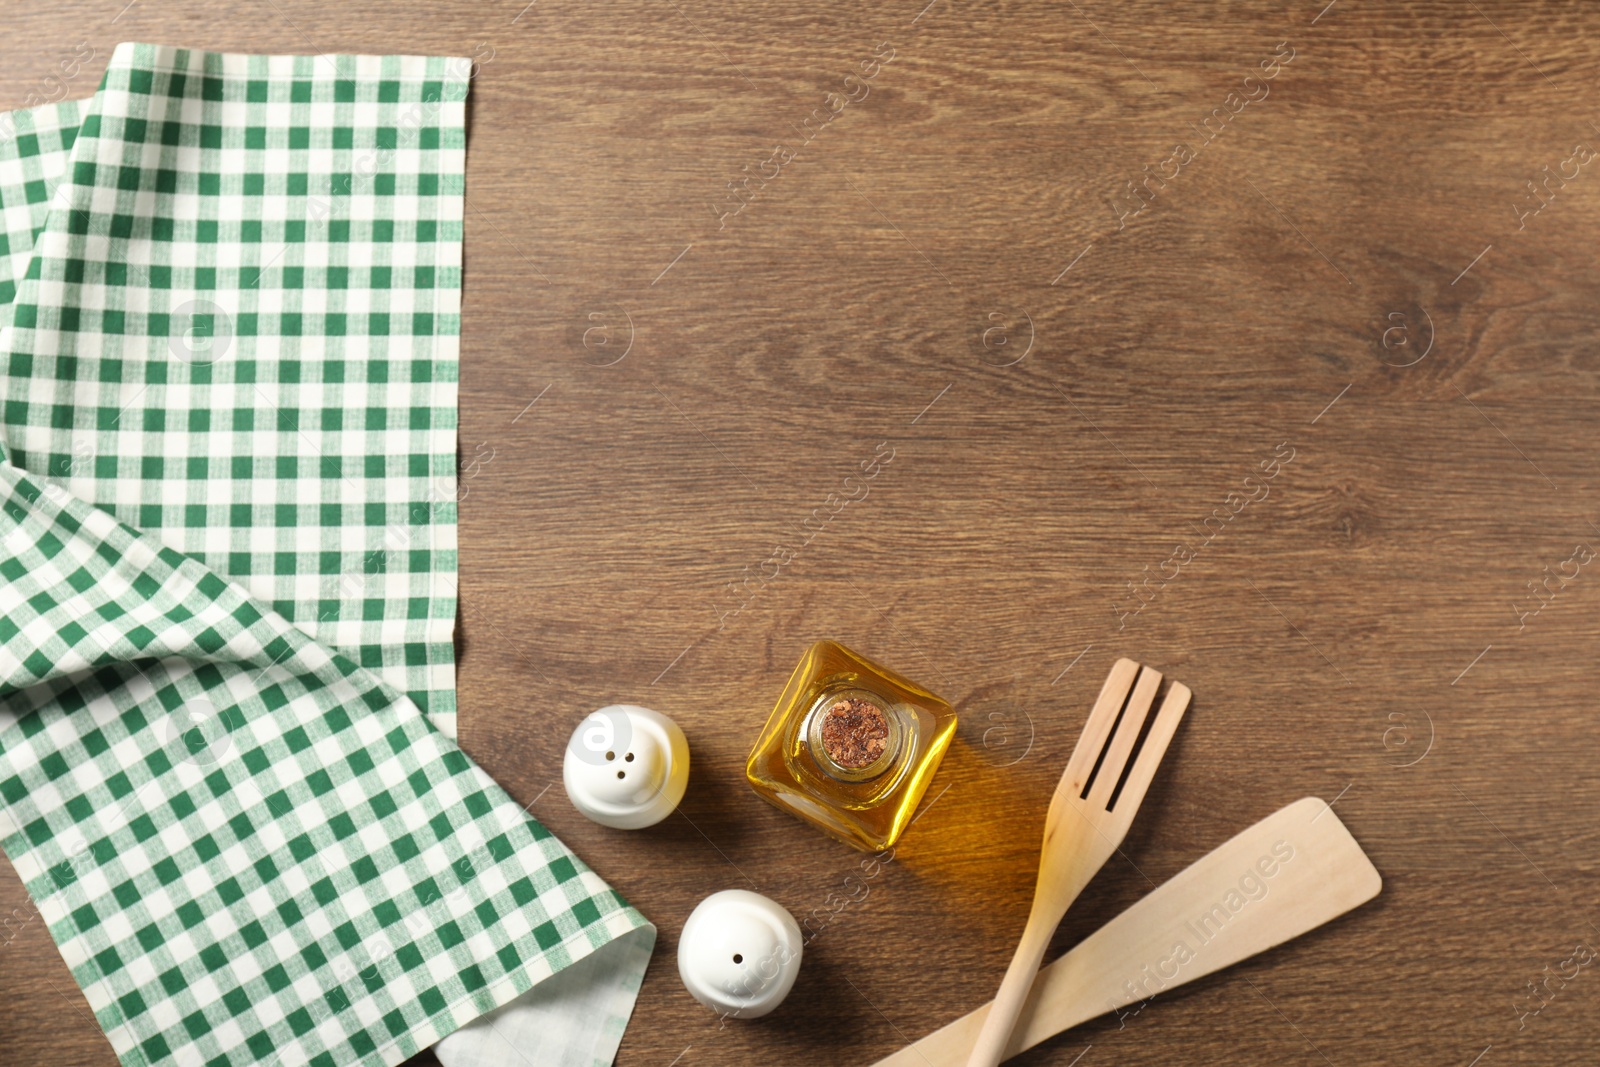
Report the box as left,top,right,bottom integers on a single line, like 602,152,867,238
745,640,957,851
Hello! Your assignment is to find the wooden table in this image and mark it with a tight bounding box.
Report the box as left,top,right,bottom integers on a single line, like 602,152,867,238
4,2,1598,1064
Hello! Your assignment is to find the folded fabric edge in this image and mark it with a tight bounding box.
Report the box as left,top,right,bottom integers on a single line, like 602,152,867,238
315,912,658,1067
437,925,658,1067
4,813,653,1067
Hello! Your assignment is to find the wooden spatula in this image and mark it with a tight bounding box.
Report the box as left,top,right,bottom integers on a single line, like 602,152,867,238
872,797,1383,1066
964,658,1190,1067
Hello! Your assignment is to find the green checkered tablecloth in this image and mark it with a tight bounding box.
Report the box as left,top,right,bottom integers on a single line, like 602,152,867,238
0,43,653,1067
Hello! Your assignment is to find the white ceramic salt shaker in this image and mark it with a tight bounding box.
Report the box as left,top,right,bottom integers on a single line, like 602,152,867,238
563,704,689,829
678,889,803,1019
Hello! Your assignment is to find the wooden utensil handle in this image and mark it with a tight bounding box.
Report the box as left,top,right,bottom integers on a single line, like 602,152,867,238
966,828,1101,1067
872,798,1382,1067
964,915,1053,1067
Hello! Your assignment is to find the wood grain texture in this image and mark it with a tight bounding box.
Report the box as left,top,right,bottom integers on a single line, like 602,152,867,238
3,2,1599,1065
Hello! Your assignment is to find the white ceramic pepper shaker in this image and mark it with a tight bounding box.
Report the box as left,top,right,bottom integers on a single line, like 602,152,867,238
562,704,689,829
677,889,803,1019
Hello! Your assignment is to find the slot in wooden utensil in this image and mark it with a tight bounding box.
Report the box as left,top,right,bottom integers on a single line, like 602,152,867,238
964,658,1191,1067
872,797,1382,1066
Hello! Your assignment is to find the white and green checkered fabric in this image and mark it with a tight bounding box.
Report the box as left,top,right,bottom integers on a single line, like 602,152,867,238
0,97,89,333
0,43,653,1067
0,44,461,733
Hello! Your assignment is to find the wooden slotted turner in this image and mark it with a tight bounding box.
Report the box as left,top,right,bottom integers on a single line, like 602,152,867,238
964,658,1190,1067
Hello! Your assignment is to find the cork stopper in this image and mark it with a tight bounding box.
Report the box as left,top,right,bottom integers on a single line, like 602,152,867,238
818,698,889,768
806,689,900,781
